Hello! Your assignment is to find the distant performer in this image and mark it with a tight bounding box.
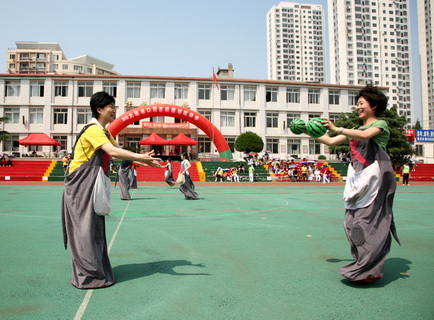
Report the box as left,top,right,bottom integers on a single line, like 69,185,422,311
178,153,198,200
162,158,176,187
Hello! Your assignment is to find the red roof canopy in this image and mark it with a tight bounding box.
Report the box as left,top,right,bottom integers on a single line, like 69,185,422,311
18,133,62,146
138,133,169,145
168,133,197,146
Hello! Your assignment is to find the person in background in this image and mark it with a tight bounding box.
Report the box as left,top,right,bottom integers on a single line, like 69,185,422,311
401,161,411,186
178,153,198,200
248,164,255,182
305,84,400,283
162,158,176,187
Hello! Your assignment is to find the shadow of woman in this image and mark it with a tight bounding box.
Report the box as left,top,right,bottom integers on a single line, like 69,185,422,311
338,257,412,288
112,260,211,283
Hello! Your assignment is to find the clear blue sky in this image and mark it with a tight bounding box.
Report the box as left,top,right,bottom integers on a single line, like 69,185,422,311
0,0,421,121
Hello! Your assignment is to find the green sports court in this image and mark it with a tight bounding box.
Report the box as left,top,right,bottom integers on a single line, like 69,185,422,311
0,181,433,320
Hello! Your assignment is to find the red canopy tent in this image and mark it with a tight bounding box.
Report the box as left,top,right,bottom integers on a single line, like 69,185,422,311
18,133,62,146
168,133,197,146
138,133,169,145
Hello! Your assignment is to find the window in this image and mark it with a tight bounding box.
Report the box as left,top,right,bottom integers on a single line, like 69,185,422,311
175,83,188,99
127,137,141,149
62,64,68,70
220,85,235,100
54,81,68,97
4,108,20,123
266,138,279,153
308,89,320,104
52,135,67,151
226,137,236,152
329,90,340,105
287,113,301,127
309,139,321,154
78,82,93,97
348,91,358,106
198,110,212,121
198,137,212,153
3,135,19,152
287,139,301,154
266,87,278,102
244,112,257,127
29,108,43,124
286,88,300,103
329,113,340,123
266,112,279,128
221,111,235,127
74,65,83,72
244,86,257,101
198,84,211,100
20,53,29,60
5,81,20,97
150,83,166,99
77,108,92,124
30,81,44,97
53,108,68,124
36,53,46,60
103,82,117,97
309,113,321,119
127,82,141,98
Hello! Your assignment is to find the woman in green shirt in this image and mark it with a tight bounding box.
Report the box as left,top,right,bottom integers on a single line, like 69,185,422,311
308,84,400,283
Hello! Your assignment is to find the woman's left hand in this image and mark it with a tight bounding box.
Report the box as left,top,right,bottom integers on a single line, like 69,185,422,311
321,118,338,133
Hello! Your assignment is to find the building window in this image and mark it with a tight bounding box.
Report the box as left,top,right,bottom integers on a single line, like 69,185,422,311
52,135,67,151
20,53,29,60
308,89,320,104
286,88,300,103
5,81,20,97
3,135,19,152
329,90,340,105
348,91,358,106
287,139,301,154
266,112,279,128
127,82,141,98
62,64,68,70
244,86,257,101
198,137,211,153
103,82,117,97
4,108,20,123
266,138,279,153
54,81,68,97
198,84,211,100
150,83,166,99
78,82,93,97
309,139,321,154
175,83,188,99
74,65,83,72
244,112,257,127
127,137,141,149
329,113,340,122
53,108,68,124
77,108,92,124
226,137,236,152
36,53,46,60
221,111,235,127
266,87,278,102
29,108,43,124
30,81,44,97
309,113,321,119
220,85,235,101
287,113,301,127
198,110,212,121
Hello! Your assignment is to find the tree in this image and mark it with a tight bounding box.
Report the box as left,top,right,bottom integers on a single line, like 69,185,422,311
329,106,413,168
413,119,422,130
234,131,264,153
0,117,11,143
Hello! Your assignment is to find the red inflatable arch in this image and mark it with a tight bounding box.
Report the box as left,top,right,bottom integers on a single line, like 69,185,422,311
107,104,232,159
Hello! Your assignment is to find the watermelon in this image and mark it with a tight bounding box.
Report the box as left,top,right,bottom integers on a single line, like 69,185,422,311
307,117,327,138
289,118,306,135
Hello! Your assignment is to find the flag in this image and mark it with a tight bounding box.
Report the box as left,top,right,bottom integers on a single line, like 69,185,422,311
213,68,219,90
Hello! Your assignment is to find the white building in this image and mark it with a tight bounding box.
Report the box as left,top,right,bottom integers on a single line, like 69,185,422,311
267,2,326,82
6,42,118,76
328,0,412,126
418,0,434,129
0,73,371,160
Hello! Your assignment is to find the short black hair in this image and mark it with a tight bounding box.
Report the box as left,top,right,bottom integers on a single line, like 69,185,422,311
90,91,115,119
355,84,388,117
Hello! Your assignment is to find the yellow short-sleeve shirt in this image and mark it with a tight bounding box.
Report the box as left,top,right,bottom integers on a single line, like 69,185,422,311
68,124,116,174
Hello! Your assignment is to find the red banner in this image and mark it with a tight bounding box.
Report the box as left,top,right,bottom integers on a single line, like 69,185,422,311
141,121,190,129
405,129,415,142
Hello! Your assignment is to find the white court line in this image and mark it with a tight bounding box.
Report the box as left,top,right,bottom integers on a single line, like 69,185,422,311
73,198,132,320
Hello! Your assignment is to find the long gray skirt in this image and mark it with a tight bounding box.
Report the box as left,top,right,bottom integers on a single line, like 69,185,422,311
179,173,198,200
165,168,176,186
118,167,133,200
62,150,115,289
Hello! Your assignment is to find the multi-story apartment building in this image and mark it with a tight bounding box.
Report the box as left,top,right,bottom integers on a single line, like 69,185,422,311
267,2,326,82
328,0,412,126
0,73,366,159
6,42,117,76
418,0,434,129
